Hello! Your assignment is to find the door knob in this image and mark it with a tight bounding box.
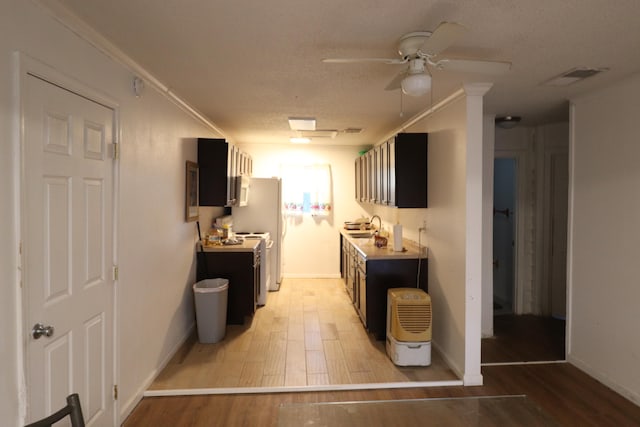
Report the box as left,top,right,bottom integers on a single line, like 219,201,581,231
32,323,55,339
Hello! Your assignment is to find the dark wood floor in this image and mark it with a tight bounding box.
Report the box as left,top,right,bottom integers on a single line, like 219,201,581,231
482,314,566,363
122,363,640,426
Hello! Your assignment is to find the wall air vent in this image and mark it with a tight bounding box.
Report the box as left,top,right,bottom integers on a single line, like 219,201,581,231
544,67,608,86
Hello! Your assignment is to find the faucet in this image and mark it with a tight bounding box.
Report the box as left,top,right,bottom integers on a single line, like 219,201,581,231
370,215,382,233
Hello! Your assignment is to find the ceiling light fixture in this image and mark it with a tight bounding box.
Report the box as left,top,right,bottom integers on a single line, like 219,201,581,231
401,59,431,97
288,117,316,131
495,116,522,129
290,137,311,144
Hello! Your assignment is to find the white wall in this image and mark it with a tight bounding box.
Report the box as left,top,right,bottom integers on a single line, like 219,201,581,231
568,73,640,405
0,1,220,424
402,84,489,384
238,143,368,277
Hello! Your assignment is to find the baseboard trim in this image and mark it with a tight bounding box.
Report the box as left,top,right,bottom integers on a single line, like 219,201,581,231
143,379,464,397
283,273,342,279
119,323,196,423
568,355,640,406
482,360,566,367
431,340,464,382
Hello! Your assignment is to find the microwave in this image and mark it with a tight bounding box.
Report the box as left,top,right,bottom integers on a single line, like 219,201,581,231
237,175,250,206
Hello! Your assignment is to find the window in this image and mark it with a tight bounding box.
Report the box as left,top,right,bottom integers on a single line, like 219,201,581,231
282,164,332,217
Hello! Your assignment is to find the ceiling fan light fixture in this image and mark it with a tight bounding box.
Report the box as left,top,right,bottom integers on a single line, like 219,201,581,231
401,73,431,96
495,116,521,129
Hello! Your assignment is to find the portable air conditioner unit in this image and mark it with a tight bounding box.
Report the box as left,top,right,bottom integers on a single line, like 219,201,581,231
386,288,432,366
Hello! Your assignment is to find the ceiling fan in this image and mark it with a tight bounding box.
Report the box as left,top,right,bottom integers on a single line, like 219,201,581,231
323,22,511,97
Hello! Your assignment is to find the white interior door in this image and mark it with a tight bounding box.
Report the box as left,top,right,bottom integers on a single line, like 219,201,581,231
23,73,115,425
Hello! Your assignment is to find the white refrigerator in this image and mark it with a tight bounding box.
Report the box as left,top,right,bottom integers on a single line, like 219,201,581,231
232,177,284,290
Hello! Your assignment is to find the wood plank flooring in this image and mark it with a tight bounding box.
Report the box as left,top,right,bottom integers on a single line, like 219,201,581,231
150,278,456,391
482,314,566,364
124,363,640,426
123,279,640,426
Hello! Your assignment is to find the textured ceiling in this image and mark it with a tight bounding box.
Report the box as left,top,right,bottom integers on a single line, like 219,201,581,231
46,0,640,146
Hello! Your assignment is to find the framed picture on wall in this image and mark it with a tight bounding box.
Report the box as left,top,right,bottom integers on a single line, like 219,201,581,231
185,161,199,222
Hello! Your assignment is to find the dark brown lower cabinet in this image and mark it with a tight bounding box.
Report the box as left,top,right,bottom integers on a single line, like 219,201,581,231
365,258,428,340
340,236,428,340
196,251,259,325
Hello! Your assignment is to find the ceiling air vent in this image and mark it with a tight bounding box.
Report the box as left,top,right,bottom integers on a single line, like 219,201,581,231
544,67,608,86
343,128,363,134
301,130,339,139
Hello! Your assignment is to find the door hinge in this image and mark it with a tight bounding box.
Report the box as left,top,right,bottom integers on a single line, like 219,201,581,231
112,143,120,160
113,266,119,281
113,385,118,400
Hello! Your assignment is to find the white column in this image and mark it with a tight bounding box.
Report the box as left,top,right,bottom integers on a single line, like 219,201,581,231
463,82,492,386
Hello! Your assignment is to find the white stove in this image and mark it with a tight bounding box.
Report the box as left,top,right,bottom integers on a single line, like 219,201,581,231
234,232,271,306
234,231,270,240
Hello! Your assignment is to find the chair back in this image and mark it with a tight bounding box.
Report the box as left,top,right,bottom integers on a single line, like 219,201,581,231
25,393,85,427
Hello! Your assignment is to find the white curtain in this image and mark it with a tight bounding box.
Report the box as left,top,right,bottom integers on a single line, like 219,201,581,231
281,163,333,217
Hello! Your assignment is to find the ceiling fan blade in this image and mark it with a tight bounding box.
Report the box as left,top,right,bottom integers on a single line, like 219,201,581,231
420,22,467,56
384,70,408,91
322,57,407,65
438,58,511,74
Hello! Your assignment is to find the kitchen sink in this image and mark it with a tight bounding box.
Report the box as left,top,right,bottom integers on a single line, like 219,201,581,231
349,232,375,238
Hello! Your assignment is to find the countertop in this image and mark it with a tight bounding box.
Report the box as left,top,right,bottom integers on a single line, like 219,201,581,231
340,229,427,260
198,239,260,253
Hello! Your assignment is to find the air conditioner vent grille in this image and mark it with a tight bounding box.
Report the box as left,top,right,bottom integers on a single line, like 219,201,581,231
397,304,431,333
387,288,432,342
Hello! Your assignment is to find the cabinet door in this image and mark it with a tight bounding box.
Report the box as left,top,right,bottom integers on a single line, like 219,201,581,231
354,157,361,201
361,154,369,203
238,151,245,176
379,142,389,205
357,262,367,326
395,133,428,208
388,137,396,207
369,150,378,203
226,144,236,205
198,138,230,206
196,251,255,324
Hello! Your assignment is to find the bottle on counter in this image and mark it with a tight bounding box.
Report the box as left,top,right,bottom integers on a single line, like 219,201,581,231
208,227,224,246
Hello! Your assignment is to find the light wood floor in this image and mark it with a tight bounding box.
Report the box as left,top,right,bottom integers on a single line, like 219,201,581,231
149,278,456,391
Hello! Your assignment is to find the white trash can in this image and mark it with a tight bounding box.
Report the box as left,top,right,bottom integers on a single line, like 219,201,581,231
193,278,228,343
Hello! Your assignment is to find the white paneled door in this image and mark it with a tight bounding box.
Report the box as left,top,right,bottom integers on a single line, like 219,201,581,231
23,73,115,426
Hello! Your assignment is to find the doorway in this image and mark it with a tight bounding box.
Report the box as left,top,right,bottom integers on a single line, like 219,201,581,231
483,126,568,364
493,158,516,315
